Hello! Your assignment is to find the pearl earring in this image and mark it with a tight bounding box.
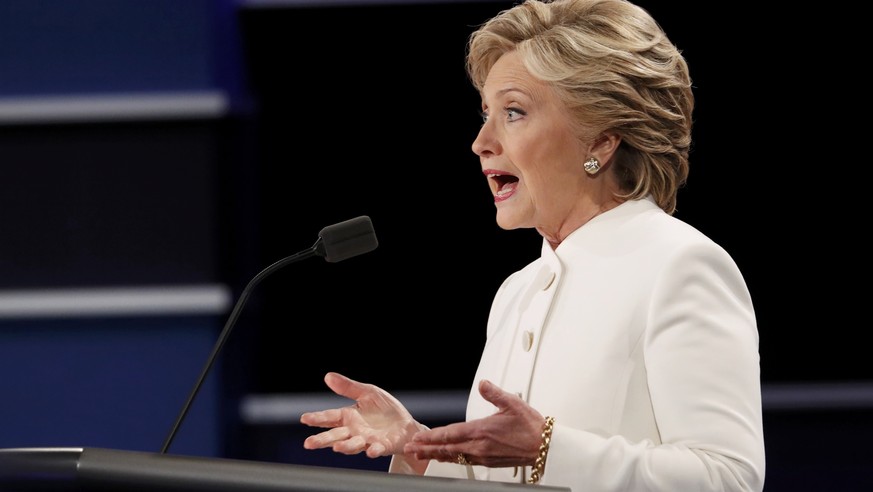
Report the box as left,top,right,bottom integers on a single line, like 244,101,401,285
583,157,601,175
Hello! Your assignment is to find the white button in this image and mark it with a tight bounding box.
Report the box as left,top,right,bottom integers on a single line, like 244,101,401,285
542,271,556,290
522,330,534,351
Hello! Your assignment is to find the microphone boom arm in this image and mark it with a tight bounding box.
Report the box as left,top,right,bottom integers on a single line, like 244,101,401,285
159,238,323,454
159,215,377,454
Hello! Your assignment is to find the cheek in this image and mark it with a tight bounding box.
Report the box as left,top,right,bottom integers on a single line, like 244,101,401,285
524,142,578,182
521,162,558,202
523,150,587,204
508,133,550,172
508,124,583,190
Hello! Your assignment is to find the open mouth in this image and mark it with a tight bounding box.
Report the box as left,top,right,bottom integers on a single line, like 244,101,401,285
484,170,519,200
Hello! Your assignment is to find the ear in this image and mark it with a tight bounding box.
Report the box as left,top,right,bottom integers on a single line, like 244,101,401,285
589,131,621,165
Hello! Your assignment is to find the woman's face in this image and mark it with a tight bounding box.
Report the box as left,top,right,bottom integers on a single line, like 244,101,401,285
472,50,595,239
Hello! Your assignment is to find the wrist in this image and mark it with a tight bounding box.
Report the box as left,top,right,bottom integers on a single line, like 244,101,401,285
388,452,430,476
528,416,555,484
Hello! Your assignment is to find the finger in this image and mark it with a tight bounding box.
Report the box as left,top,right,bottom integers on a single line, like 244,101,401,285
477,379,517,410
411,421,468,445
332,434,367,455
324,372,370,401
438,446,462,463
302,426,351,449
404,442,466,463
366,441,388,458
299,408,344,427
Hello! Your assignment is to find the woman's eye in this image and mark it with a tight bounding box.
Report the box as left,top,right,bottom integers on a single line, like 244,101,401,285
506,107,525,122
480,107,524,123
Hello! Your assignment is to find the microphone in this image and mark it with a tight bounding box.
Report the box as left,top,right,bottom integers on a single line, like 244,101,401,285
160,215,378,454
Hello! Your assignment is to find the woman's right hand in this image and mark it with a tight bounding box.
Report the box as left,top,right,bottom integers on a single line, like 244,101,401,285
300,372,428,459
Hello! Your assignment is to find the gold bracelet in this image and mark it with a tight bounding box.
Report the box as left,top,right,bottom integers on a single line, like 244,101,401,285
528,416,555,484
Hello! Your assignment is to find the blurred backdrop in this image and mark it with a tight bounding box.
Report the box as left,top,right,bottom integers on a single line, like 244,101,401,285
0,1,869,491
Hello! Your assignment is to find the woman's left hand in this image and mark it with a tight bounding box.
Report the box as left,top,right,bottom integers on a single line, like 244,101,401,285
403,379,545,467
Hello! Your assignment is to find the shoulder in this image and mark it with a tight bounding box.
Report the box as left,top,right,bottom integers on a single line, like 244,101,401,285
563,196,732,260
638,208,754,310
625,197,735,262
562,197,749,290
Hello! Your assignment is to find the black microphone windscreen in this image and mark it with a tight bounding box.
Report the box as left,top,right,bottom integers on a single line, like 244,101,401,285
318,216,378,263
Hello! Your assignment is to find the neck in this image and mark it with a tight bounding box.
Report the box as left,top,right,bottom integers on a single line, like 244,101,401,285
539,197,624,249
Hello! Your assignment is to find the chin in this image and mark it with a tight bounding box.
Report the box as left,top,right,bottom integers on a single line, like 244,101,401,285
494,210,526,231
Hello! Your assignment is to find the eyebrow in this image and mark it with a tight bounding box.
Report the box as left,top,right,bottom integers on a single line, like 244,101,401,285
482,86,535,109
496,87,530,98
481,83,537,108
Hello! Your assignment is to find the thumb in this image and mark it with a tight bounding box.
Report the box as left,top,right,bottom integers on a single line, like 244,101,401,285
323,372,368,401
477,379,518,411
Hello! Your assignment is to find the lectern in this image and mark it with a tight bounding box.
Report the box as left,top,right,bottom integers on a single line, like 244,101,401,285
0,447,571,492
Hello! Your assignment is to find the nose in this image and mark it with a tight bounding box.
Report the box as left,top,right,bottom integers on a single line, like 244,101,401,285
472,120,498,158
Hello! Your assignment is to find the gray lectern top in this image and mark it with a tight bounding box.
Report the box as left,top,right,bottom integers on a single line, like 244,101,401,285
0,447,572,492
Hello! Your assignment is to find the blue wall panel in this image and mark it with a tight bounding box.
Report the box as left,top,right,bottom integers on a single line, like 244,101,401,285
0,0,244,461
0,317,223,457
0,0,220,95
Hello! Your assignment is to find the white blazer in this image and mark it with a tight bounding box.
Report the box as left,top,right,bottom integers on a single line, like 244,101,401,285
420,196,765,491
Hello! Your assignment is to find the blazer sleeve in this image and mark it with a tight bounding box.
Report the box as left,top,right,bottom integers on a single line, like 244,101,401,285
542,240,766,492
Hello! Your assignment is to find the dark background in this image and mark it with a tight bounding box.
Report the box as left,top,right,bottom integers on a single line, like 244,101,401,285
0,1,867,490
235,0,863,393
0,0,858,394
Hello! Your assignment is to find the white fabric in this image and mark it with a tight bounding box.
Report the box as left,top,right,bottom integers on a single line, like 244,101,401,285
422,196,765,492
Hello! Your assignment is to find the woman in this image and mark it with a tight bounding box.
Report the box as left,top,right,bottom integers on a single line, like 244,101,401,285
300,0,766,490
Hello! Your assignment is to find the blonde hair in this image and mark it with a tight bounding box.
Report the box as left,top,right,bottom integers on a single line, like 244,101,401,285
466,0,693,214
